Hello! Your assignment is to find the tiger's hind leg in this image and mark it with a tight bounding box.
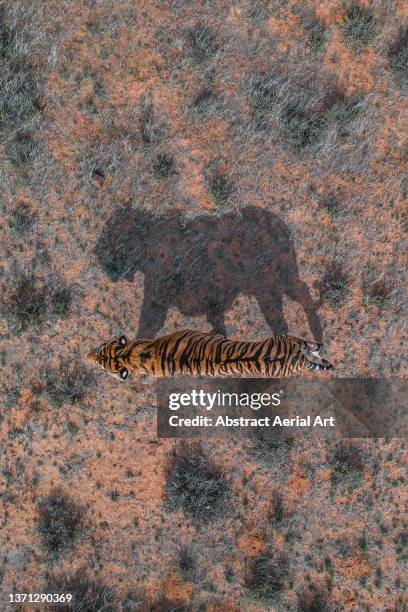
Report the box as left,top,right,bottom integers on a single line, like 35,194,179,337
305,341,323,358
303,354,334,372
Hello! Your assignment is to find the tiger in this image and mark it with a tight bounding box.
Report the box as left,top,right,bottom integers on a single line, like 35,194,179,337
87,329,333,380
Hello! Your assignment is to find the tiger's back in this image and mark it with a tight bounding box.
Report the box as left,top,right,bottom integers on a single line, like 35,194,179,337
87,329,333,380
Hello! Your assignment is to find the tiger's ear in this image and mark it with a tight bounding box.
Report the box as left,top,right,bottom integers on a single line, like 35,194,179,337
119,335,127,346
120,368,128,380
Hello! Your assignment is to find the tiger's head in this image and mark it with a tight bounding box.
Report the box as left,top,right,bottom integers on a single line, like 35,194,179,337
87,335,130,381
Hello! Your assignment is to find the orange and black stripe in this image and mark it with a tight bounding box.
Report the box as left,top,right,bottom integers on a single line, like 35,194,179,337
87,330,333,381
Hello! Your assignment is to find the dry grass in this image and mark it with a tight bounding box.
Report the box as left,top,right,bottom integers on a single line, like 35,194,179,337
38,488,85,558
0,0,406,609
1,269,75,332
165,441,229,522
45,570,115,611
245,549,288,603
343,3,377,48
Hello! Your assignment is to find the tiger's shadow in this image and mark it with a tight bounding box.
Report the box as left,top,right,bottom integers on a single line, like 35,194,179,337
95,205,323,342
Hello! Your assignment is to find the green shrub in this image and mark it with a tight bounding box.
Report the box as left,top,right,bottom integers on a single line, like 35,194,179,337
0,9,39,131
165,441,228,521
148,596,191,612
245,550,288,602
250,73,362,152
364,277,390,307
247,0,271,21
282,103,324,150
43,359,95,407
343,3,376,47
5,272,48,331
268,490,285,525
6,128,38,169
2,272,74,332
322,193,341,218
185,24,218,62
50,284,74,318
305,17,327,53
193,86,216,117
283,94,361,150
297,584,330,611
320,260,349,308
46,570,115,611
123,590,145,612
38,488,85,557
8,203,35,237
394,529,408,560
329,440,366,492
178,544,198,581
250,77,279,127
139,102,155,145
206,166,235,207
250,426,294,464
153,153,177,179
389,27,408,85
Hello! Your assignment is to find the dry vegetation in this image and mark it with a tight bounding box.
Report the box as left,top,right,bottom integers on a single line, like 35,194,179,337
0,0,407,610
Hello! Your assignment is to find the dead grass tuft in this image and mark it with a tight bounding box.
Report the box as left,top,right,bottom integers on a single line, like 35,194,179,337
1,270,76,332
185,23,219,63
165,441,229,522
38,488,85,558
46,570,115,610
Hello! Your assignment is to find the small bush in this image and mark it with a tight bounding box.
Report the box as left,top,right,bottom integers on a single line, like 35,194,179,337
178,544,198,581
207,167,235,208
364,277,390,307
139,102,156,145
394,529,408,559
322,193,341,218
250,77,279,127
2,272,74,332
343,3,376,47
0,9,39,132
6,128,38,169
320,260,349,308
3,385,20,410
50,284,74,318
185,24,218,62
9,203,35,237
245,550,288,602
329,440,366,491
46,570,115,611
250,73,362,151
250,427,294,464
269,490,285,525
304,17,327,53
38,488,85,557
297,584,330,611
43,359,95,407
165,441,228,521
283,94,360,150
153,153,177,179
247,0,271,21
5,273,47,331
148,596,191,612
282,103,324,150
123,590,145,612
193,86,216,117
389,27,408,85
